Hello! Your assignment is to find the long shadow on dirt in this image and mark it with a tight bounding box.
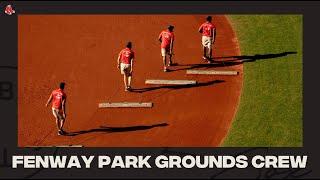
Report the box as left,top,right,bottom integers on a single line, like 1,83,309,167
131,80,225,93
65,123,168,136
170,51,297,72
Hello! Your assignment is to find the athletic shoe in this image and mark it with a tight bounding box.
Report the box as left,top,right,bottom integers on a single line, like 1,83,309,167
202,56,209,63
125,86,131,92
164,67,168,72
60,129,67,135
58,130,63,136
207,57,214,64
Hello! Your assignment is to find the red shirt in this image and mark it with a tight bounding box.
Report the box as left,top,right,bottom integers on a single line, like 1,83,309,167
199,22,216,37
119,48,135,64
159,30,174,49
51,89,66,109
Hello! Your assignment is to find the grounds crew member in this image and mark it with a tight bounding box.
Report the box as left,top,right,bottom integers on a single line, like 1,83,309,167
198,16,216,63
45,82,67,135
158,25,175,72
117,42,135,91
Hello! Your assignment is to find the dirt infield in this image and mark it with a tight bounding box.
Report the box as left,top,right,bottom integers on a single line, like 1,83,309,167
18,15,242,147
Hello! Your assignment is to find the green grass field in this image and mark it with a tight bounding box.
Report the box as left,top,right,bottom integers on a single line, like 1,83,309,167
222,15,303,147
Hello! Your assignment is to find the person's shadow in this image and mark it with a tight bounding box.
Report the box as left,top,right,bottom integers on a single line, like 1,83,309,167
64,123,168,136
130,80,225,93
170,51,297,72
217,51,297,62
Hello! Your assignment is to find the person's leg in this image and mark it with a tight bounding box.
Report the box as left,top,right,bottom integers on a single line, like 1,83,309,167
161,48,167,71
57,112,66,135
163,56,167,71
124,66,132,91
123,74,128,91
168,47,173,66
163,56,168,71
208,38,213,60
169,54,173,66
206,46,213,63
127,65,132,89
52,108,62,135
59,118,65,133
202,36,207,59
121,63,128,90
203,46,207,59
56,118,60,131
128,75,132,89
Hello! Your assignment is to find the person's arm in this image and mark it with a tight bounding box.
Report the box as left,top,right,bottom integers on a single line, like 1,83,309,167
198,25,203,33
158,33,162,43
170,38,174,55
130,57,134,74
212,28,216,44
117,53,121,69
45,93,53,107
62,97,66,118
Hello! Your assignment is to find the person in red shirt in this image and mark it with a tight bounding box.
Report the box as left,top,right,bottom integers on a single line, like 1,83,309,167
198,16,216,63
158,25,175,72
117,42,135,91
45,82,67,135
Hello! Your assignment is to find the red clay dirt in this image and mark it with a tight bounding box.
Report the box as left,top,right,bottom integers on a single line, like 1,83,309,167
18,15,242,147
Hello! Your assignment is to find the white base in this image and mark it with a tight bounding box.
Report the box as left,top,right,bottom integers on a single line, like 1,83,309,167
145,79,197,85
99,102,153,108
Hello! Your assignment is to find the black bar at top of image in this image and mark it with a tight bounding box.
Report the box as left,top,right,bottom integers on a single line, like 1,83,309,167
1,1,319,14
